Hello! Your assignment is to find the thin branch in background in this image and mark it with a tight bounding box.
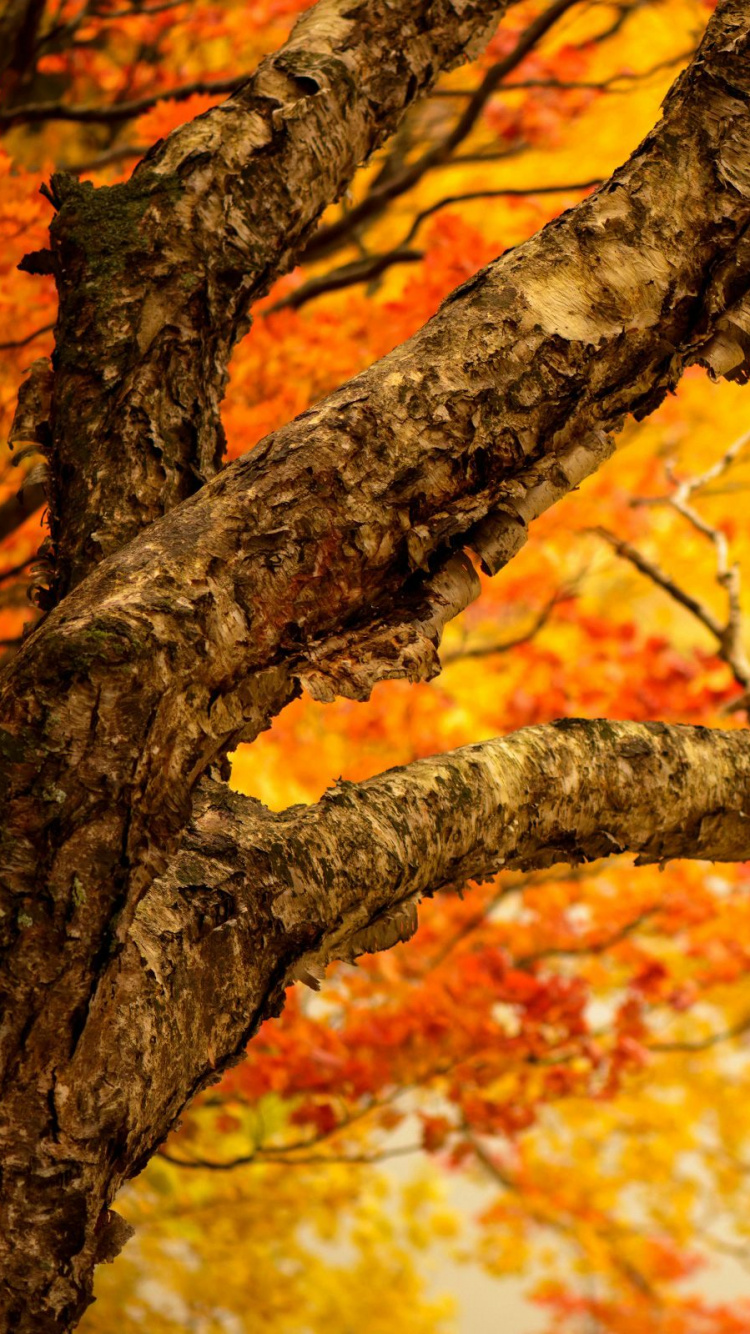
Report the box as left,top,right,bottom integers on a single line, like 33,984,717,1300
266,246,424,314
399,180,602,248
69,143,148,173
433,48,693,97
649,1010,750,1054
593,428,750,695
303,0,584,262
158,1142,421,1170
441,583,579,665
0,479,47,544
466,1127,657,1296
424,862,606,972
515,908,658,968
0,74,246,127
90,0,186,18
593,528,727,644
272,178,598,314
0,557,33,583
0,322,54,351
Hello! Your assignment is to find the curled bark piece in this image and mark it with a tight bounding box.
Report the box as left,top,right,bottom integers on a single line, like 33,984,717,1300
8,356,53,447
296,551,481,702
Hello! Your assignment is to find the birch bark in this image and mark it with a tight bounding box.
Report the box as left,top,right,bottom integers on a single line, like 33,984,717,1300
2,1,750,1328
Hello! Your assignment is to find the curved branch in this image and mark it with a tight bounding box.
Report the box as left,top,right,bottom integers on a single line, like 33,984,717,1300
270,181,602,314
46,719,750,1289
3,0,750,1007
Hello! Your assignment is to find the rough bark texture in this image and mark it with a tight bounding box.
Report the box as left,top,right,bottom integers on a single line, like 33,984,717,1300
42,0,504,599
7,718,750,1333
82,719,750,1202
2,0,750,1329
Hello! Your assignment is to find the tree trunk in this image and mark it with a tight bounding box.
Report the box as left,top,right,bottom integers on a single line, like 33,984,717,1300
1,0,750,1328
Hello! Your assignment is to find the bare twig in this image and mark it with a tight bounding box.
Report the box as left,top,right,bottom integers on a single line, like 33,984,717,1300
515,908,657,968
593,430,750,694
266,247,424,314
0,323,54,351
593,529,727,644
441,583,578,665
0,557,33,583
649,1010,750,1054
0,74,246,127
70,143,148,173
158,1142,421,1170
466,1128,656,1295
433,49,693,97
266,183,599,317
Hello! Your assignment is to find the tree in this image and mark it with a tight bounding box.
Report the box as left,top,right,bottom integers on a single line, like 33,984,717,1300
2,0,750,1329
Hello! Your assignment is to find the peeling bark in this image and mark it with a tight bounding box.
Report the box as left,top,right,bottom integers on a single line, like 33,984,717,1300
45,0,505,599
2,0,750,1327
7,719,749,1332
3,0,749,966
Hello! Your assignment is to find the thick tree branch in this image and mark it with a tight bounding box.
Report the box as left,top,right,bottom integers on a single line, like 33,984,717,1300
3,2,750,1325
3,0,750,1103
595,431,750,692
19,719,749,1328
41,0,506,598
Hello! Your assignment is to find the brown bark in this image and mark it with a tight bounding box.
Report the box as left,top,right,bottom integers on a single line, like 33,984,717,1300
3,0,748,978
2,0,750,1329
6,715,750,1332
43,0,505,599
0,0,46,96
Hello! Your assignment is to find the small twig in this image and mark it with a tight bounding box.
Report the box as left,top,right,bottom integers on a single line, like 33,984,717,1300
70,143,148,173
0,75,246,128
266,247,424,315
399,181,602,248
441,583,578,665
466,1128,656,1296
649,1010,750,1054
303,0,582,262
267,183,598,317
593,431,750,693
91,0,186,17
424,863,605,972
592,528,726,644
158,1142,421,1170
432,49,693,98
515,908,657,969
0,557,33,583
0,323,55,351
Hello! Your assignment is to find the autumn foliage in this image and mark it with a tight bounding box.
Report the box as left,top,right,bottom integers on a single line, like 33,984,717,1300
5,0,750,1328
